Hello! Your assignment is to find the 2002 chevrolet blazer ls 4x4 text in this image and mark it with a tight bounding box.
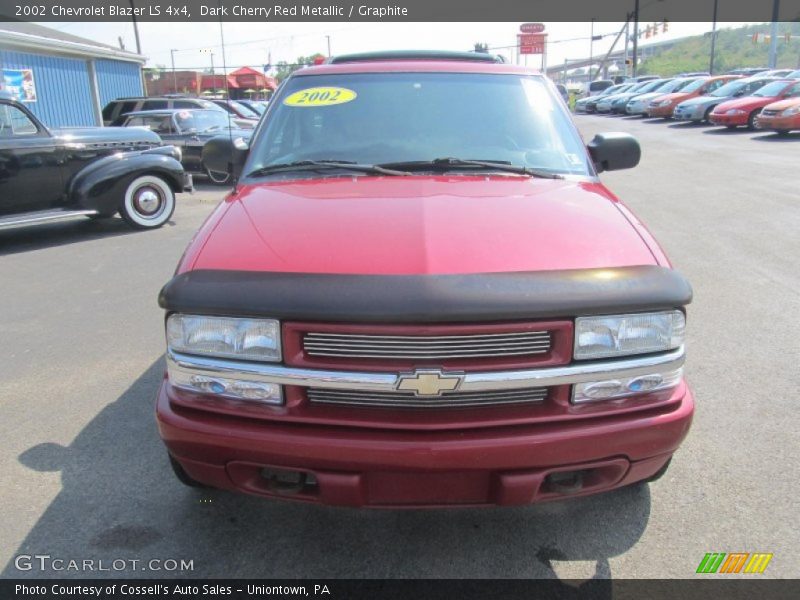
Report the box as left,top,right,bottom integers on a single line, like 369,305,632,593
156,51,694,508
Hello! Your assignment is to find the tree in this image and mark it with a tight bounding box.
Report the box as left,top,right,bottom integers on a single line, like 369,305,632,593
274,53,326,83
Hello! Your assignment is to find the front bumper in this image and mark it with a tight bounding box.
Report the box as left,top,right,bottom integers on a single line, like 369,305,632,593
756,115,799,131
157,348,693,507
709,112,746,126
647,105,675,118
672,107,704,122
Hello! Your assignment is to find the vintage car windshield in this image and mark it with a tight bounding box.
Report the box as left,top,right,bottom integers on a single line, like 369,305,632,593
246,72,591,177
175,110,231,132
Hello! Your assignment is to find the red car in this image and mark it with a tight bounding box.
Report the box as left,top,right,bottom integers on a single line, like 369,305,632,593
157,51,693,508
755,95,800,134
647,75,739,118
710,79,800,129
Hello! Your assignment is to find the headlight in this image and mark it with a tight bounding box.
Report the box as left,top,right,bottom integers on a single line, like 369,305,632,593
574,310,685,360
782,106,800,116
167,314,282,362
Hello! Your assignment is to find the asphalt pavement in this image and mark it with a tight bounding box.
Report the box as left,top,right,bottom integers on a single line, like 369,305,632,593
1,116,798,580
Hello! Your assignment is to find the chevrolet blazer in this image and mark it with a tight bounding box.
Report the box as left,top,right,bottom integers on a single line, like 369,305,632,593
156,51,694,507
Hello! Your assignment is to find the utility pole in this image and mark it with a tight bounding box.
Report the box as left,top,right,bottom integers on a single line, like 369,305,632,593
170,49,178,93
709,0,719,74
589,18,595,80
326,35,332,57
768,0,780,68
632,0,640,77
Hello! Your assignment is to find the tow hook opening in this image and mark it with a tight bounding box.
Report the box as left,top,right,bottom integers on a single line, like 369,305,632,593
543,470,588,495
261,468,318,496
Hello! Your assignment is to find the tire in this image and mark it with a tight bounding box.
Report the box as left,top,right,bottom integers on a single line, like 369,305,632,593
645,457,672,483
703,107,714,123
203,164,232,186
119,174,175,230
776,130,790,136
726,125,737,130
169,454,210,488
747,109,761,131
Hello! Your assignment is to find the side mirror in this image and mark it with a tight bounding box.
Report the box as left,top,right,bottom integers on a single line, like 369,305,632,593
587,133,641,173
202,135,249,179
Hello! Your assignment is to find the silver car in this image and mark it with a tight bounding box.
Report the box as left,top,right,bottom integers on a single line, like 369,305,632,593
672,77,776,123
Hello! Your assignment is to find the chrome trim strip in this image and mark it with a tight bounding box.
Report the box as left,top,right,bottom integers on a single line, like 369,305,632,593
167,346,685,393
0,209,98,229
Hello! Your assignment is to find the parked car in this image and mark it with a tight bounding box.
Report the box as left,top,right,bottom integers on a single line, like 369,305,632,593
672,76,776,123
238,100,268,115
209,99,260,129
623,75,660,83
102,96,224,126
727,67,768,76
574,83,631,113
607,78,673,114
596,80,655,113
710,79,800,129
762,69,795,78
788,70,800,79
0,93,190,230
755,95,800,134
647,75,739,118
625,77,697,115
582,79,614,97
156,51,694,507
555,83,569,104
118,108,253,185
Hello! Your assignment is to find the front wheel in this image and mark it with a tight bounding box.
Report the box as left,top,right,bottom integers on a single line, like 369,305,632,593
119,175,175,230
747,109,761,130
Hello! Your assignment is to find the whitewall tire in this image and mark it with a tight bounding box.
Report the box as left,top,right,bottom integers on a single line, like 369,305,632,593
120,175,175,230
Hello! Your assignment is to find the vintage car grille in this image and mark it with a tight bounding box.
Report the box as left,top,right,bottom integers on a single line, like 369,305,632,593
760,109,779,117
302,331,552,360
307,387,548,408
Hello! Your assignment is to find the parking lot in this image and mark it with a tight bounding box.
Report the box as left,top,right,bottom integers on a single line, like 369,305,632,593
1,115,798,580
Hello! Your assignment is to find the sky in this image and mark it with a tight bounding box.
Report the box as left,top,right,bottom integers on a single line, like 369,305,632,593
44,21,760,72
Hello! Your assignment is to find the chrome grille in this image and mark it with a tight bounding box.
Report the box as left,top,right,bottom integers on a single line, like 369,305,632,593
307,387,548,408
302,331,551,360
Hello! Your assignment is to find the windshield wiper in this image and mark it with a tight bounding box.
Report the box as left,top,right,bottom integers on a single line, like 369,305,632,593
377,158,564,179
246,160,410,178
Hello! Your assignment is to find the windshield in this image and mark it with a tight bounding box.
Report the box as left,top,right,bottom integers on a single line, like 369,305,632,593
247,72,591,177
681,78,709,94
229,100,259,117
753,81,793,97
636,80,667,93
711,80,748,97
242,101,265,114
174,110,231,132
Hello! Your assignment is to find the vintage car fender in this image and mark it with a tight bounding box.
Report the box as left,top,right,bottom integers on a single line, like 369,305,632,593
67,146,187,216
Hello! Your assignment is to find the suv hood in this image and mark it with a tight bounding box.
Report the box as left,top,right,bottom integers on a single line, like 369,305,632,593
191,176,657,275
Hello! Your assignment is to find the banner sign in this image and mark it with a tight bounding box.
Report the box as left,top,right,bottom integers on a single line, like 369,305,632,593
2,69,37,102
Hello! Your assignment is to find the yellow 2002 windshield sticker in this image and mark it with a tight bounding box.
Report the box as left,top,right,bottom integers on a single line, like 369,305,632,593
283,87,357,107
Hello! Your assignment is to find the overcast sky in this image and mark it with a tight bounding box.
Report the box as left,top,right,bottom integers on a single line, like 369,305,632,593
47,21,759,71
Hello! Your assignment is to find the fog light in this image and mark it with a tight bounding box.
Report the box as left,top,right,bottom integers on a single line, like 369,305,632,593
572,368,683,404
169,368,283,404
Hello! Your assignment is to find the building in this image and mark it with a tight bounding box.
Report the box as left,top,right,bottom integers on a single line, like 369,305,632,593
0,22,145,127
144,65,277,99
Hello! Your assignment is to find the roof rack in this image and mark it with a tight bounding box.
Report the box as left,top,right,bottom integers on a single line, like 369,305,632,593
327,50,506,64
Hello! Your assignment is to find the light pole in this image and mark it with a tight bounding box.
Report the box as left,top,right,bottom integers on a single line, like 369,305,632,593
768,0,780,69
170,49,178,93
632,0,640,77
326,35,332,57
589,18,595,81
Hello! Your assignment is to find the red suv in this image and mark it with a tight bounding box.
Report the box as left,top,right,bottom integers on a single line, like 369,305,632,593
157,51,693,508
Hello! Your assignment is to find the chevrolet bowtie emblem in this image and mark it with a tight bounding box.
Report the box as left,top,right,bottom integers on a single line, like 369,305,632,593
396,369,464,397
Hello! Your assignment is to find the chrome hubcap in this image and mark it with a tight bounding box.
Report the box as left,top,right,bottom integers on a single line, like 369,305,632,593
134,188,161,215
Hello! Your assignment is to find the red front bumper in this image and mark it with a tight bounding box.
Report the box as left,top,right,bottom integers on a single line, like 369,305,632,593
709,112,746,127
156,379,694,507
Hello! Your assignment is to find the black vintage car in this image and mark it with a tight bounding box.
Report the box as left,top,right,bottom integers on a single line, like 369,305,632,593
115,109,253,185
0,93,191,231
